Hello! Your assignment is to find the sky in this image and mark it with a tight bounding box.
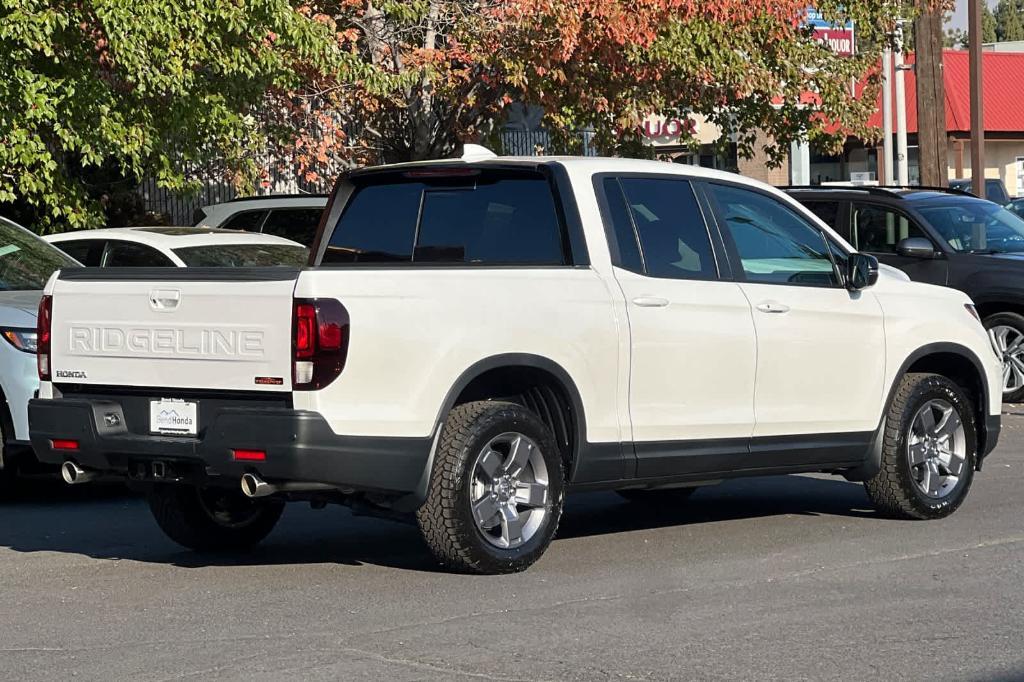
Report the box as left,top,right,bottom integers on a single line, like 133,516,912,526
948,0,998,30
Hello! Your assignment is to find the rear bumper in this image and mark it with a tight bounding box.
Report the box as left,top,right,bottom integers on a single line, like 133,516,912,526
28,398,432,493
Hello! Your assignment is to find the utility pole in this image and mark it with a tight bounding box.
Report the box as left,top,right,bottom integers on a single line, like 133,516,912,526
894,20,910,186
969,0,986,198
915,3,948,187
882,48,894,185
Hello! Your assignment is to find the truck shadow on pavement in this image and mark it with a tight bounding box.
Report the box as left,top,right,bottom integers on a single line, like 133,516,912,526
0,475,878,572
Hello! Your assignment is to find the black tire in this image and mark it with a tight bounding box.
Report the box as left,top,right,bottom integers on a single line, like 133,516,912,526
617,487,698,504
416,401,565,574
983,311,1024,402
148,484,284,551
864,373,977,520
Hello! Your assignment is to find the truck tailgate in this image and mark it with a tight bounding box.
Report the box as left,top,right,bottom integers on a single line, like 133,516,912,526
49,268,297,392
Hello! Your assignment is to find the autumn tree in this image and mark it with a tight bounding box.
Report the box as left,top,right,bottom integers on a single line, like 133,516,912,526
0,0,354,229
293,0,906,171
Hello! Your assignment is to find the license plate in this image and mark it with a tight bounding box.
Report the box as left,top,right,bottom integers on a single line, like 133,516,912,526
150,399,198,436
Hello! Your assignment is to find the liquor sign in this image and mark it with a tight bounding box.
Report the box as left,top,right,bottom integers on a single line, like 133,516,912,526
806,8,855,57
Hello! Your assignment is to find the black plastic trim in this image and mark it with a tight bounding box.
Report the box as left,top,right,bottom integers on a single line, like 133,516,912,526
29,398,432,493
57,267,302,282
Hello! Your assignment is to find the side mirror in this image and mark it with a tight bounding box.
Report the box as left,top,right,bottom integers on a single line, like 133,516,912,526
847,252,879,290
896,237,937,259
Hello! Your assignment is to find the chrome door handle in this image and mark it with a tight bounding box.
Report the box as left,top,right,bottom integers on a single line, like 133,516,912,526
755,301,790,314
632,296,670,308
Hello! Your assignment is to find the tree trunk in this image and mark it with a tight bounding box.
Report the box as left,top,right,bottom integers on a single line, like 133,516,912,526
915,4,948,187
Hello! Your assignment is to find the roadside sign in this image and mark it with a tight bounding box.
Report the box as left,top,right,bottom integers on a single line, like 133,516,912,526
805,7,856,57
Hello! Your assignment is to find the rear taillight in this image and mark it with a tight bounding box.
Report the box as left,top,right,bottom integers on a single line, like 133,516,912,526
292,298,349,390
37,294,52,381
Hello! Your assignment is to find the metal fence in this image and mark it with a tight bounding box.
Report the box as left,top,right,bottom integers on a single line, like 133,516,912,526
139,129,598,226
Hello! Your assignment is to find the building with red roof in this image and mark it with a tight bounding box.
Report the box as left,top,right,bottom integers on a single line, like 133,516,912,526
811,48,1024,195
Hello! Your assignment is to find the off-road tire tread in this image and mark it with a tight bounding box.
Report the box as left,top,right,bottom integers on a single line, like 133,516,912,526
416,401,564,574
864,372,975,520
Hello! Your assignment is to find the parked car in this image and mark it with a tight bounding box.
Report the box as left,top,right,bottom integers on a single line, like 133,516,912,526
30,153,1001,573
0,216,79,487
786,185,1024,402
192,195,327,246
949,178,1011,205
45,227,309,268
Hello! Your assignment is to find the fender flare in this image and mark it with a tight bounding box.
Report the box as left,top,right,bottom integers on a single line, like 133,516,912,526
843,341,991,481
394,353,589,511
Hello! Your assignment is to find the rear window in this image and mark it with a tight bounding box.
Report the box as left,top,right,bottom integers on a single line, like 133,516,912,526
172,244,309,267
322,170,567,265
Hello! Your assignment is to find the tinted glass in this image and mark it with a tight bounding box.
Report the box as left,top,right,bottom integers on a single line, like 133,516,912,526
54,239,105,266
987,180,1010,205
709,184,839,286
617,178,715,279
801,201,841,230
173,244,309,267
222,210,267,232
600,177,643,273
0,218,79,290
261,208,322,245
103,241,175,267
324,171,565,265
852,204,928,253
917,200,1024,254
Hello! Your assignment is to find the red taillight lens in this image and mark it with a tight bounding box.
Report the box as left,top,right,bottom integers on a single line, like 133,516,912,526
51,439,79,451
37,294,52,381
232,449,266,462
292,298,349,391
294,303,316,359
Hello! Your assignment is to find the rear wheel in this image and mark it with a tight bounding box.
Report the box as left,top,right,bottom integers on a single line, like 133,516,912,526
865,373,976,520
148,484,284,551
416,401,565,574
984,311,1024,402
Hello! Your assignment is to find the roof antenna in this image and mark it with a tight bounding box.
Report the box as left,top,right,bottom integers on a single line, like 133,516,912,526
460,144,498,161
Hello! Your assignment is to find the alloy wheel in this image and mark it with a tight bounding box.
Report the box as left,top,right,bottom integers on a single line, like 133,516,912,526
470,432,550,549
906,398,967,499
988,324,1024,395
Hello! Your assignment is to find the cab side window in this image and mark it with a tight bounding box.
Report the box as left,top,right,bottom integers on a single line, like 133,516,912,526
708,183,840,287
852,204,928,254
55,239,105,266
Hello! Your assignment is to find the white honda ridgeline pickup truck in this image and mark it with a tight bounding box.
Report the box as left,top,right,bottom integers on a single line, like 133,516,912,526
29,153,1002,574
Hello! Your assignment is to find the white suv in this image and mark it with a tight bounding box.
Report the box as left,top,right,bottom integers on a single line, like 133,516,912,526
193,195,327,246
30,155,1002,573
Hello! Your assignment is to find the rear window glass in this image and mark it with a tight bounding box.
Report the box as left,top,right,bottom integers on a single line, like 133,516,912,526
322,171,566,265
173,244,309,267
261,208,323,245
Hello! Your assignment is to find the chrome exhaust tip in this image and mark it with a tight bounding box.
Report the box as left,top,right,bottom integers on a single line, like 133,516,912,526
61,461,95,485
240,472,273,498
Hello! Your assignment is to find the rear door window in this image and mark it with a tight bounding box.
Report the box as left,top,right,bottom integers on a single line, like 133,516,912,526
322,170,567,265
801,201,842,231
102,241,176,267
261,208,322,245
221,210,268,232
55,239,105,266
615,177,717,280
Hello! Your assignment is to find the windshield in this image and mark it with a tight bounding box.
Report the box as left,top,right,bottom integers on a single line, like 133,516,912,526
0,217,79,290
172,243,309,267
917,201,1024,254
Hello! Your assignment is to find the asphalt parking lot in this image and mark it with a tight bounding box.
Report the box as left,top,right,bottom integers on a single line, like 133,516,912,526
2,414,1023,681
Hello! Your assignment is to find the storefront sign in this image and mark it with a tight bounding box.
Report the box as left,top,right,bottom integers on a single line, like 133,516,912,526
805,8,855,57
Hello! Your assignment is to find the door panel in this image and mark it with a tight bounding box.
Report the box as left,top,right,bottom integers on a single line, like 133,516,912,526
739,282,885,436
706,182,887,439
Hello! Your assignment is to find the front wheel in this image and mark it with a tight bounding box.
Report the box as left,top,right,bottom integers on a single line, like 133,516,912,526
148,484,284,551
416,401,565,574
864,373,976,520
984,311,1024,402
